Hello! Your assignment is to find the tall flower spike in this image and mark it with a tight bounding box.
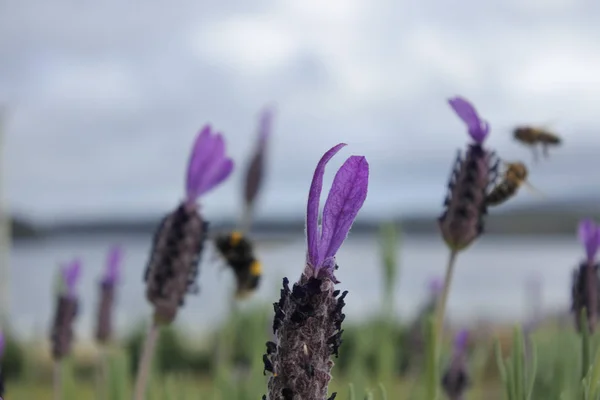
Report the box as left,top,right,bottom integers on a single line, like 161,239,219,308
96,245,123,344
572,219,600,332
50,259,80,361
439,96,498,252
145,125,234,325
442,330,471,400
264,143,369,400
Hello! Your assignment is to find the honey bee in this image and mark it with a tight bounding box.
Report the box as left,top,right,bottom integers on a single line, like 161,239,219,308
486,162,535,207
214,231,262,298
513,126,562,161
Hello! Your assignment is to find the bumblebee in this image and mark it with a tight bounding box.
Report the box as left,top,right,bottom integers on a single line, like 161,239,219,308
214,231,262,298
513,126,562,161
485,162,529,207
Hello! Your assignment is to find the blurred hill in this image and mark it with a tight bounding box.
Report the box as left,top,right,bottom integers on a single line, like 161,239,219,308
10,196,600,239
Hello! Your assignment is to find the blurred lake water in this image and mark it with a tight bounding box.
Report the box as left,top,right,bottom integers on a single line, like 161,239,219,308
10,232,578,341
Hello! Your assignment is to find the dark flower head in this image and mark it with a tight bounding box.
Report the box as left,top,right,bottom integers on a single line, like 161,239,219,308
579,219,600,263
145,126,232,325
102,245,123,285
306,143,369,280
442,329,471,400
265,143,369,400
185,125,234,206
439,96,498,252
448,97,490,144
51,259,81,360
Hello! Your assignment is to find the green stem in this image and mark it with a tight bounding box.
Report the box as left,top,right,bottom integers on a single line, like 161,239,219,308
582,309,591,384
133,323,160,400
435,250,459,352
53,360,63,400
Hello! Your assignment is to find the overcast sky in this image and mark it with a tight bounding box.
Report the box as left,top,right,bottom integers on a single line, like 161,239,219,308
2,0,600,224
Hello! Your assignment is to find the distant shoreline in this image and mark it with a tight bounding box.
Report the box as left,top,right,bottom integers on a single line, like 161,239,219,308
11,204,600,240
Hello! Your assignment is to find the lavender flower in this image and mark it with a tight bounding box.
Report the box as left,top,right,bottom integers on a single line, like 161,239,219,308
442,330,471,400
439,96,498,252
144,125,234,325
96,245,123,344
263,143,369,400
572,219,600,332
50,259,81,360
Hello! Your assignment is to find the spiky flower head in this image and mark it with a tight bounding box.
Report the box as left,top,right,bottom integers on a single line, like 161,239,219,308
264,143,369,400
96,245,124,344
145,125,233,325
442,329,471,400
439,96,498,252
572,219,600,332
51,259,81,360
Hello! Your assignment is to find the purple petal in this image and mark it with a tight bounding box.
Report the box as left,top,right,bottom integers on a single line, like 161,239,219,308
198,157,234,196
306,143,347,267
258,106,275,145
185,128,233,202
62,259,82,296
318,156,369,267
428,277,443,295
579,219,600,262
186,126,212,199
448,96,490,143
0,330,4,358
103,245,123,284
454,329,469,352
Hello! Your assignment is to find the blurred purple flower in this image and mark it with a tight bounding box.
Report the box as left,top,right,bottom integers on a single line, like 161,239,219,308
578,219,600,263
442,329,471,400
62,259,81,297
454,329,469,352
428,277,443,296
448,96,490,144
306,143,369,279
185,125,234,205
102,245,123,285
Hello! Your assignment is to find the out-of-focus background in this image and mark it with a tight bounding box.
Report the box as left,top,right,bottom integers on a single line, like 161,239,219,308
1,0,599,342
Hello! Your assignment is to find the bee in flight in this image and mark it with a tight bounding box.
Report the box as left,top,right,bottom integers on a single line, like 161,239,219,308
486,161,542,207
513,126,562,162
214,231,262,299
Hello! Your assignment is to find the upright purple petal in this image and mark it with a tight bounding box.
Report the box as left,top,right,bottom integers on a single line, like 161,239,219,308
62,259,82,296
428,277,443,296
454,330,469,352
186,126,212,199
318,156,369,267
258,106,275,145
103,245,123,285
448,96,490,143
185,127,234,202
579,219,600,262
306,143,347,267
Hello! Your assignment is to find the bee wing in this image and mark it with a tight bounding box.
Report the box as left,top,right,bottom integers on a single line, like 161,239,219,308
522,181,546,198
239,205,254,234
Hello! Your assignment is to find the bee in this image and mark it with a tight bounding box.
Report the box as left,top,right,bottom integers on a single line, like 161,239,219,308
513,126,562,161
485,162,531,207
214,231,262,298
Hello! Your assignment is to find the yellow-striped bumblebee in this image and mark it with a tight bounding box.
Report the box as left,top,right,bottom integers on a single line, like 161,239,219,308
486,161,542,207
513,126,562,161
214,231,262,298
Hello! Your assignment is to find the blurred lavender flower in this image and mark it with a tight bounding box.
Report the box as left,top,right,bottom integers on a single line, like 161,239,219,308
442,330,471,400
572,219,600,332
438,97,498,252
243,107,274,218
96,245,123,344
263,143,369,400
144,125,234,325
50,259,81,360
